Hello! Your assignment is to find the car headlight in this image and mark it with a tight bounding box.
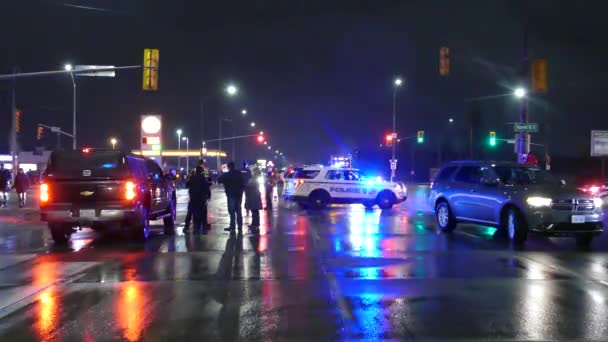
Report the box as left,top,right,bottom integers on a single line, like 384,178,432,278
594,197,603,208
526,196,552,207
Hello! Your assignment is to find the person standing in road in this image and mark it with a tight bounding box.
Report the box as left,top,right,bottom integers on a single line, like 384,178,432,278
264,168,276,210
186,165,211,233
183,169,196,231
245,168,263,233
241,162,252,216
13,168,30,208
0,163,12,208
218,161,246,234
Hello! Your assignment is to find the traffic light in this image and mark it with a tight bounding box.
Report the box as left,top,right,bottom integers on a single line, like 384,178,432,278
257,133,265,143
439,47,450,77
385,134,394,147
142,48,159,91
531,59,548,93
417,130,424,143
37,126,43,140
489,131,496,147
15,109,21,133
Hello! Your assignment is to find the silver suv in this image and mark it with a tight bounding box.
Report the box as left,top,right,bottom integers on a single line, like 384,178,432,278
429,161,604,246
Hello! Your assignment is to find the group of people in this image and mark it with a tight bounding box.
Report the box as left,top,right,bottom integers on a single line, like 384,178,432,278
0,163,31,208
183,160,271,235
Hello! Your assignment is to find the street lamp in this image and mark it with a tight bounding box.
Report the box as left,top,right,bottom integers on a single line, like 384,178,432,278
176,129,183,170
65,63,76,149
226,84,238,96
250,122,255,127
514,87,526,99
182,136,190,171
267,146,271,150
241,109,247,115
449,117,454,123
110,137,117,150
391,76,403,182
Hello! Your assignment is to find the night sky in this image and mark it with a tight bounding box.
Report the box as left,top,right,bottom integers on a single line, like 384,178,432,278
1,0,608,170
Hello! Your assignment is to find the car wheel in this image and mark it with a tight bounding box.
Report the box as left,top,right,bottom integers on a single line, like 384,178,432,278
49,223,72,244
376,191,395,210
308,190,329,209
435,201,456,232
363,201,375,210
163,197,176,235
505,208,527,244
575,233,594,247
131,205,150,241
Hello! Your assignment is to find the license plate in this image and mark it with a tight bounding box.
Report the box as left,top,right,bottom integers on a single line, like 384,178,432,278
571,215,585,224
80,209,96,218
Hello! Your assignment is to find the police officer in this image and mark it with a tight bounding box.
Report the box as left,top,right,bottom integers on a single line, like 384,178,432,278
185,165,211,233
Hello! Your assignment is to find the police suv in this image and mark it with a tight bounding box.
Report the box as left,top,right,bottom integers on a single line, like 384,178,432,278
284,166,407,209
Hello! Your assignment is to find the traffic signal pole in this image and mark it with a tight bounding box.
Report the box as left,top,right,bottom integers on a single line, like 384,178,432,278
391,86,397,182
516,25,531,162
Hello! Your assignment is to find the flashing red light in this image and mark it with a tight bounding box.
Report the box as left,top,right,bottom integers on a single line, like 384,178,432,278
82,148,91,153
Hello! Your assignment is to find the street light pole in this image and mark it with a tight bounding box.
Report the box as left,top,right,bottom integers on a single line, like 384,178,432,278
176,129,182,170
391,77,402,182
516,25,530,163
65,64,77,150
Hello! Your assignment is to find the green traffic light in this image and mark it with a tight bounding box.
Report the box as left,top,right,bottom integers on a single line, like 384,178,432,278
489,137,496,146
417,137,424,144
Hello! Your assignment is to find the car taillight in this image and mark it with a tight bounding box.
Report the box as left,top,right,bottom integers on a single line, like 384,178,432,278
125,181,136,200
580,185,601,195
40,183,50,203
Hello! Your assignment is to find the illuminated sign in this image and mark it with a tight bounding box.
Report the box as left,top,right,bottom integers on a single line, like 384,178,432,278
142,116,161,134
140,115,162,164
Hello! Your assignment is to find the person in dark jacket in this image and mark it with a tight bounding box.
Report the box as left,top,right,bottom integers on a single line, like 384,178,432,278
245,169,263,233
218,161,246,233
183,169,196,231
241,162,252,216
13,168,30,208
186,166,211,233
0,163,12,208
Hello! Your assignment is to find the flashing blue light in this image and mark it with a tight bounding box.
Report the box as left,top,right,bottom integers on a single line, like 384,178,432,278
101,163,116,168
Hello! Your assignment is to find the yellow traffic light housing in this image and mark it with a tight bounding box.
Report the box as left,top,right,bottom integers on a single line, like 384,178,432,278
142,49,159,91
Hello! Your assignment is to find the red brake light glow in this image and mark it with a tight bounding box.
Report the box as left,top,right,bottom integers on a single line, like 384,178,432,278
82,148,91,153
40,183,49,203
125,181,136,200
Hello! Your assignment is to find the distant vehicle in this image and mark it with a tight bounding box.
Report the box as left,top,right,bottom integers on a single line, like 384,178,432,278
429,161,604,246
284,166,406,209
40,149,177,244
578,180,608,204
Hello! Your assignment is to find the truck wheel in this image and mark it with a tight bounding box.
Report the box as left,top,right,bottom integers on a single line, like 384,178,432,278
435,201,457,232
575,233,594,248
163,198,176,235
376,191,395,210
49,223,72,244
505,208,527,244
308,190,329,209
131,206,150,241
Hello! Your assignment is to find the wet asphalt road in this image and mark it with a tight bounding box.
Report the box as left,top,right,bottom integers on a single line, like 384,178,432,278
1,186,608,340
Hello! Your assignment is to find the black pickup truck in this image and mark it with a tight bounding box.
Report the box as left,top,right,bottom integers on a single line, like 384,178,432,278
40,149,176,243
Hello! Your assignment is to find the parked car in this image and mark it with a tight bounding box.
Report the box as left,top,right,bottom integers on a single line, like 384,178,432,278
429,161,604,246
40,149,177,243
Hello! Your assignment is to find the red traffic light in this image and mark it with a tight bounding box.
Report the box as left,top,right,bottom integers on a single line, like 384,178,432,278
385,134,394,142
257,134,265,143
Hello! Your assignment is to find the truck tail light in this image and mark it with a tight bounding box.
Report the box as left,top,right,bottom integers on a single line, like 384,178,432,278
40,183,50,203
125,180,136,200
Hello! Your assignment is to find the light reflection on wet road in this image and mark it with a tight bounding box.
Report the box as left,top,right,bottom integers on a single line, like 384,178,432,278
0,186,607,340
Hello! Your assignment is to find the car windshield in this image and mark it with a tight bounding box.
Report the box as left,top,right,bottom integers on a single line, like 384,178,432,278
493,166,558,186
